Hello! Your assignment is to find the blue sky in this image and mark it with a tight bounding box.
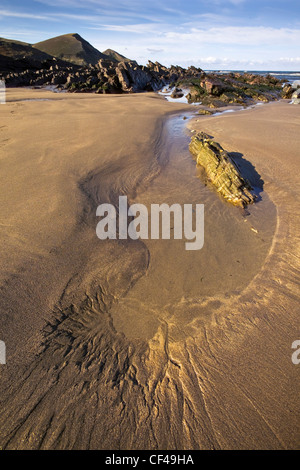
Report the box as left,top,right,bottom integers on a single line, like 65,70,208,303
0,0,299,70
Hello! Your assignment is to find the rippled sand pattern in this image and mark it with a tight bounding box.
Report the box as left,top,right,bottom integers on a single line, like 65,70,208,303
0,91,299,449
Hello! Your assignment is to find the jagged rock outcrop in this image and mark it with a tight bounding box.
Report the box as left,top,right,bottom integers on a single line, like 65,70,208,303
1,60,287,103
189,132,256,207
147,60,168,74
197,109,214,115
201,77,226,95
181,71,284,106
171,87,184,98
115,60,161,92
282,83,294,99
282,82,300,103
291,88,300,104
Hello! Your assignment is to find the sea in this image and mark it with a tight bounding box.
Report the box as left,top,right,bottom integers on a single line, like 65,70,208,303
205,70,300,84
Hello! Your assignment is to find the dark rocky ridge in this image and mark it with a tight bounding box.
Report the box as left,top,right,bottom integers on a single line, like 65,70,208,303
0,37,73,73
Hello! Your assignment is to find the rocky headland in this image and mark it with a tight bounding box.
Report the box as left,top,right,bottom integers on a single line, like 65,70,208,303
1,33,298,106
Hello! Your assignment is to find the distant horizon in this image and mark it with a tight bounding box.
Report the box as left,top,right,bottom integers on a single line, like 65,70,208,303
1,1,300,71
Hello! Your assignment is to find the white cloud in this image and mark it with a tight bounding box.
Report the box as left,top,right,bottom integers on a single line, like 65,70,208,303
207,0,246,4
278,57,300,64
90,23,163,34
228,0,246,5
0,29,51,39
164,26,300,46
147,48,164,53
0,9,53,20
168,55,300,70
33,0,114,6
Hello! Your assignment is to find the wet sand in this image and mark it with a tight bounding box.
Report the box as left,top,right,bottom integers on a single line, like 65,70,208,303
0,90,299,449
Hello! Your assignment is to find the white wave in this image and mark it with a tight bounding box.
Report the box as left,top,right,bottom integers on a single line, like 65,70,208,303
20,99,53,102
213,109,236,117
158,87,201,105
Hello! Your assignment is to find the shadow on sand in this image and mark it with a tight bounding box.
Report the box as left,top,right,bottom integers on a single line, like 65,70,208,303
229,151,264,202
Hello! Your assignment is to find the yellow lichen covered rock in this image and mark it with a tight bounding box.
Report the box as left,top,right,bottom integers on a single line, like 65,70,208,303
189,132,256,207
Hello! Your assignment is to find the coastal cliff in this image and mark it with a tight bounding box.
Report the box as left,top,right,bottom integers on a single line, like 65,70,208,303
0,34,289,106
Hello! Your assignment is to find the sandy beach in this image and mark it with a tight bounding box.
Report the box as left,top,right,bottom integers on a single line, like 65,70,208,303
0,89,299,449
